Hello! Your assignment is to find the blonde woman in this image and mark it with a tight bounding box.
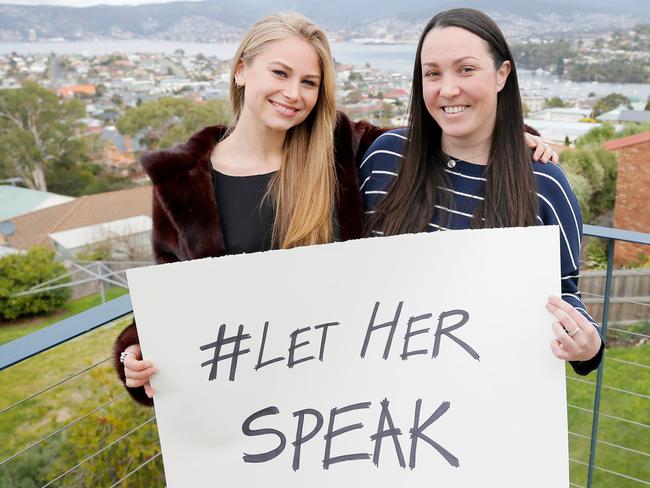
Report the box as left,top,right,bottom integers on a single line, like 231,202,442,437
113,12,385,406
114,12,555,406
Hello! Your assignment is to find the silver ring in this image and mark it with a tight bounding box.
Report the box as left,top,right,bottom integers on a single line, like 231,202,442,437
566,327,580,337
120,351,134,364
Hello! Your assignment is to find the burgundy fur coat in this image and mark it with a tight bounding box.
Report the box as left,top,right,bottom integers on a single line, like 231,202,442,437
114,111,386,406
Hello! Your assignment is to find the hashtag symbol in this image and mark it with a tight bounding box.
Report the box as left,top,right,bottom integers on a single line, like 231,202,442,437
199,324,251,381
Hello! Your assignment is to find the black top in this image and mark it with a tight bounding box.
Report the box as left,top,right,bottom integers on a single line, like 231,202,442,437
212,169,276,254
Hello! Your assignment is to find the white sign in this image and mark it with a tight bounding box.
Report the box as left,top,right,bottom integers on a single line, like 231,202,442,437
127,226,568,487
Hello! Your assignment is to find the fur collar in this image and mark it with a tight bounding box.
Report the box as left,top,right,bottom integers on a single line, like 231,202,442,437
141,125,226,184
140,112,378,260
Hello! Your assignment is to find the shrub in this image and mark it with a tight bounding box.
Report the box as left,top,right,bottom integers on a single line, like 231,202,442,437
0,247,71,321
561,145,618,223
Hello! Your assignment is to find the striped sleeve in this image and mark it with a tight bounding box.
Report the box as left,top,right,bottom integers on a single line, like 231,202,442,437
359,129,408,220
534,162,604,374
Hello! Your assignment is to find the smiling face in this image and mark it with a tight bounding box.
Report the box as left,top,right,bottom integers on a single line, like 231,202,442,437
235,35,322,133
420,26,511,149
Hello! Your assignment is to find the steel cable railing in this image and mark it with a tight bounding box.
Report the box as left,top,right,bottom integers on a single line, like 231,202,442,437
40,416,157,488
0,393,128,467
0,357,112,416
569,458,650,486
607,356,650,369
569,431,650,457
106,451,162,488
567,376,650,400
581,291,650,309
1,225,648,487
567,404,650,430
607,327,650,340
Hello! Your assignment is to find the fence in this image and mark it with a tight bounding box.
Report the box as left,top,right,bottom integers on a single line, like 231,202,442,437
581,268,650,324
11,260,154,301
0,224,648,487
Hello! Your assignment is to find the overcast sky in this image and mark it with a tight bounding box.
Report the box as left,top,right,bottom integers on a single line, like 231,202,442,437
3,0,204,6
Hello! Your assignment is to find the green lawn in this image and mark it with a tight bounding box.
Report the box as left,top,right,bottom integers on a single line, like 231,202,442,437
0,312,647,487
567,342,650,487
0,287,129,345
0,313,162,487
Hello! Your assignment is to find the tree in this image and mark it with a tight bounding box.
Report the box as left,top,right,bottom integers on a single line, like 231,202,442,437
378,102,394,126
577,122,650,147
576,123,617,147
555,57,565,76
344,90,362,104
0,81,88,191
0,247,71,320
116,97,230,150
592,93,632,117
544,96,568,109
645,97,650,111
561,145,618,222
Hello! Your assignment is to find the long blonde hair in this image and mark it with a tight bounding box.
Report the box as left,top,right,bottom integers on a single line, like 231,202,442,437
229,12,337,249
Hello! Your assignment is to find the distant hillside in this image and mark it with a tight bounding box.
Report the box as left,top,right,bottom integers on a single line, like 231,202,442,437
0,1,257,41
0,0,647,42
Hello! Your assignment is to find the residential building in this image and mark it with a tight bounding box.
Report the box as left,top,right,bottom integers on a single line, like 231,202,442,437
528,107,592,123
604,131,650,265
99,127,144,175
2,186,153,260
58,84,96,98
524,119,605,144
0,185,74,221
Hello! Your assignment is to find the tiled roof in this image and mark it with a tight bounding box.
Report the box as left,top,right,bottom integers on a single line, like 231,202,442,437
603,131,650,151
0,185,74,220
6,185,152,250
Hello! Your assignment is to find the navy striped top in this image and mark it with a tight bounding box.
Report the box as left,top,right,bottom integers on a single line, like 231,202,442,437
359,128,602,375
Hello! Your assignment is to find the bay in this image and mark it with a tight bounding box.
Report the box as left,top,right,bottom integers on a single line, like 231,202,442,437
1,40,649,101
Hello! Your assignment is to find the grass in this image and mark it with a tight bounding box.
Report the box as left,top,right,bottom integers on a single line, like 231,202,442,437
0,315,161,487
0,287,129,345
566,341,650,487
0,311,648,487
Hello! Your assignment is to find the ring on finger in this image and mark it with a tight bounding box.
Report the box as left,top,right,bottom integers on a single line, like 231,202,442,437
120,351,135,364
566,327,580,337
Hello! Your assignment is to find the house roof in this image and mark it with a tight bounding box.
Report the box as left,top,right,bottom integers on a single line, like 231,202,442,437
49,215,152,249
6,185,152,250
533,107,592,116
596,105,628,122
100,128,144,153
618,110,650,124
598,108,650,123
603,131,650,151
0,185,74,221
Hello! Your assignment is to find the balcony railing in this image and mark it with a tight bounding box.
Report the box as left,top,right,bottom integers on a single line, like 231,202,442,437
1,224,649,487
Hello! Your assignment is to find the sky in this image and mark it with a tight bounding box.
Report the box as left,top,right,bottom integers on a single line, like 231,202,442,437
2,0,204,6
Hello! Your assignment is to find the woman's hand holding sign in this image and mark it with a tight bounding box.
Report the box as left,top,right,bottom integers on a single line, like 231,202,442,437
123,343,156,398
546,295,602,362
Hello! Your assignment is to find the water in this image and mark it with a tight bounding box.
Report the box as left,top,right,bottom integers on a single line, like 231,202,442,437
0,39,416,70
2,40,649,101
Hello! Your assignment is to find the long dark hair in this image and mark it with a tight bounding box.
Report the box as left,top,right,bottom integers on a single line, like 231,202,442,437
367,8,537,235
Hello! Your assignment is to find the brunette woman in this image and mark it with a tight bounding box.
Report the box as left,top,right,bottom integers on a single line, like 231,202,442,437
360,8,602,373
